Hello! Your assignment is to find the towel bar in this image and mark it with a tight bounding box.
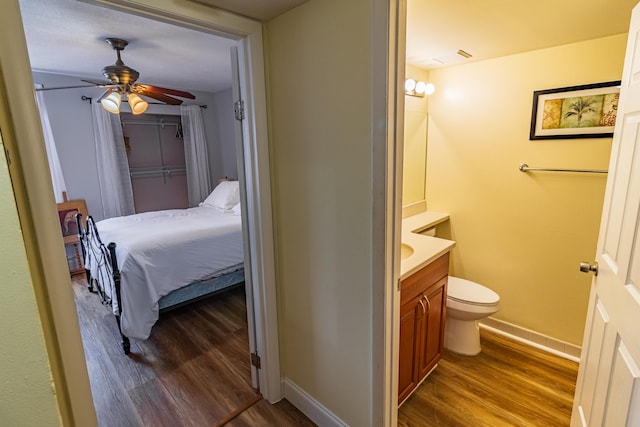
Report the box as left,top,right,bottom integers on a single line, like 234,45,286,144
519,163,607,174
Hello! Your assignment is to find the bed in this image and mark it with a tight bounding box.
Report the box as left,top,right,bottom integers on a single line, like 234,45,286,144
77,181,245,354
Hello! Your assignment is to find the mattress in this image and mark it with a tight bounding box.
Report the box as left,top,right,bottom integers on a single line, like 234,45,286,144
94,206,244,339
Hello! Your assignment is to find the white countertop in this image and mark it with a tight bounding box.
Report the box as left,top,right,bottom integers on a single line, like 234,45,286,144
400,211,456,279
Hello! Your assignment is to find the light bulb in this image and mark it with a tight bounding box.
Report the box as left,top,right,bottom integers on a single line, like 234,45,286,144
101,92,121,114
404,78,416,92
415,81,426,94
424,83,435,95
128,93,148,115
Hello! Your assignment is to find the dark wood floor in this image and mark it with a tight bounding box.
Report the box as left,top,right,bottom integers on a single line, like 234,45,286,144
398,328,579,427
71,275,315,427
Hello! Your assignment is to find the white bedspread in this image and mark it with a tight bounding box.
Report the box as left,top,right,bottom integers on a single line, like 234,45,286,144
95,206,243,339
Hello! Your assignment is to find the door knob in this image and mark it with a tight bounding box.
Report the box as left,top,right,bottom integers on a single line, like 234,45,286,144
579,261,598,276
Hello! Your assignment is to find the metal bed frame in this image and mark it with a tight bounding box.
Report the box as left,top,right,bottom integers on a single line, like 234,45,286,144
76,213,244,354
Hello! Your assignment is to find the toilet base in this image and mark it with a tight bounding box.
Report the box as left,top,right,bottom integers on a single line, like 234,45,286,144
444,318,481,356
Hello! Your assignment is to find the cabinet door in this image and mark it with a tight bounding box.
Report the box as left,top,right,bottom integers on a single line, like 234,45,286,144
418,277,447,379
398,293,425,403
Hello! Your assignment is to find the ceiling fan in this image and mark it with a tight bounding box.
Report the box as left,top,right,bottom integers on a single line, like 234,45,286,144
36,38,196,115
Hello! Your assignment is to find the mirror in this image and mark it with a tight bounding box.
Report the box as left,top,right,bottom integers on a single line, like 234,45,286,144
402,64,429,213
402,109,428,207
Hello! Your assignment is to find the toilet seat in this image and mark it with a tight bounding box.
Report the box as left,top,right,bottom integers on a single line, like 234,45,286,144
447,276,499,306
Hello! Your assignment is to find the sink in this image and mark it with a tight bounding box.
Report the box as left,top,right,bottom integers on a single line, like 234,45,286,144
401,243,414,260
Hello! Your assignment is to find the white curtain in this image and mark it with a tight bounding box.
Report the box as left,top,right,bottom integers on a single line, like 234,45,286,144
181,105,212,207
91,102,135,219
35,86,67,203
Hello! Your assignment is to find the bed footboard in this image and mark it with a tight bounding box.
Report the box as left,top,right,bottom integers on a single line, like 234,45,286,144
79,214,131,354
75,213,93,292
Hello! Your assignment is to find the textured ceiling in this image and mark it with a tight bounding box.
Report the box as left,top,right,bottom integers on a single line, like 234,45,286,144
19,0,238,93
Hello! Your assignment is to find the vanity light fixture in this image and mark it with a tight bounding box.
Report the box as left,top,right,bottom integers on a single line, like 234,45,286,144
405,78,435,97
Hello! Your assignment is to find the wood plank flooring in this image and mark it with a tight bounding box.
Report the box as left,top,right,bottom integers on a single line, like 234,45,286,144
71,275,315,427
74,273,578,426
398,328,579,427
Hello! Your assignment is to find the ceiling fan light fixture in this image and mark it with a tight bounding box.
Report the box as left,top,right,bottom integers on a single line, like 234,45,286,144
102,91,121,114
128,93,149,115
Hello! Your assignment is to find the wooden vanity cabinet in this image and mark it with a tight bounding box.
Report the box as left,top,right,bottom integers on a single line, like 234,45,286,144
398,252,449,404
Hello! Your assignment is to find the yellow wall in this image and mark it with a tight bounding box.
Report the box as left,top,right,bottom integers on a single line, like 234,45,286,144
0,132,61,426
425,34,626,344
266,0,374,424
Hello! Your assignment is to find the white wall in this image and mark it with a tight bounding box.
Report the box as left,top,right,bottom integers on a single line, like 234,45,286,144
33,71,236,220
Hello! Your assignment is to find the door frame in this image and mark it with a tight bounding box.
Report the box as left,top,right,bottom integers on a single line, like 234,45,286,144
379,0,406,425
1,1,280,425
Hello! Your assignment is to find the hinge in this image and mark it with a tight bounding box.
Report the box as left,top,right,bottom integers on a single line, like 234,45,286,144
234,100,245,121
250,352,261,369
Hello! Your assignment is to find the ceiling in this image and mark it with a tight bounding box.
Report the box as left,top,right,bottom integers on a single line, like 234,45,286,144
19,0,239,93
407,0,638,69
17,0,640,95
187,0,309,21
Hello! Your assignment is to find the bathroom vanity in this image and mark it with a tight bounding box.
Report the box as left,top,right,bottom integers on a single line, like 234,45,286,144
399,211,455,404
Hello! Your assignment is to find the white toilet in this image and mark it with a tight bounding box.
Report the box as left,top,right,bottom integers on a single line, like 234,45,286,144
444,276,500,356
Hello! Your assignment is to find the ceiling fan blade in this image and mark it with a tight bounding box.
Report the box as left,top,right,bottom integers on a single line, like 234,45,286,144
133,84,196,99
81,78,118,87
131,87,183,105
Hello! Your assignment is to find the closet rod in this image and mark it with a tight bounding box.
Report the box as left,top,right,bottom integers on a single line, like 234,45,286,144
121,120,181,127
519,163,608,174
130,168,186,177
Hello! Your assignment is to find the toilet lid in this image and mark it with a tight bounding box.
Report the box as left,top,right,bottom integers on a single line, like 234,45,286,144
447,276,500,306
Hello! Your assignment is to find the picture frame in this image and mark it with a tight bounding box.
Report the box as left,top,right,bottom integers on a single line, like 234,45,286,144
529,80,621,140
56,197,88,244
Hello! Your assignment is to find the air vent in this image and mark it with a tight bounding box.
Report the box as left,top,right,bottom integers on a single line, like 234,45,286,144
431,49,473,65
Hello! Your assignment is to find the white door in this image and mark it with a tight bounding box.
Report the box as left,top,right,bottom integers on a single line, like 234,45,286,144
230,45,259,389
571,4,640,425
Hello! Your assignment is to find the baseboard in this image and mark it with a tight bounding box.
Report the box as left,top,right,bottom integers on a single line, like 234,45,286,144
282,378,347,427
480,317,582,363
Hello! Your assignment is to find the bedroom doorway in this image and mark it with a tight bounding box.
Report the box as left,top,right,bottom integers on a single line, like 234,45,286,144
4,1,280,424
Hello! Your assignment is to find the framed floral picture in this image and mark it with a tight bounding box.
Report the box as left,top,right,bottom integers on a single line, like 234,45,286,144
529,81,621,140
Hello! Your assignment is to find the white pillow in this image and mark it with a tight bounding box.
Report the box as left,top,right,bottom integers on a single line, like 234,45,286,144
202,181,239,211
232,203,241,216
